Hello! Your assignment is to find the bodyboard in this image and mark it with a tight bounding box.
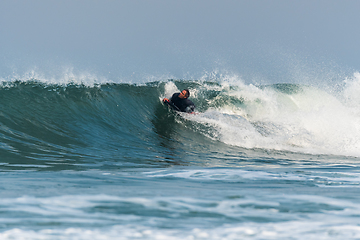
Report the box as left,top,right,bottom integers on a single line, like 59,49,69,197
164,100,181,112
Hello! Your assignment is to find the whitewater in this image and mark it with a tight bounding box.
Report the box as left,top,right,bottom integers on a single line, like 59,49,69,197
0,71,360,239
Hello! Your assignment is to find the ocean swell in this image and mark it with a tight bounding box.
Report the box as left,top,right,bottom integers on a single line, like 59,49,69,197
0,74,359,171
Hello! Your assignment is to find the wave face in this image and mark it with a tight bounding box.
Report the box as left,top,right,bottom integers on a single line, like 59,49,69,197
0,80,167,170
1,75,360,172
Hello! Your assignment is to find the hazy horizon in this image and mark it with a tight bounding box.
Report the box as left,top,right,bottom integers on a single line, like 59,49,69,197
1,0,359,84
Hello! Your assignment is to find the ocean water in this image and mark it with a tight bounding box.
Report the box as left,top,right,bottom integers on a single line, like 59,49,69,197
0,72,360,239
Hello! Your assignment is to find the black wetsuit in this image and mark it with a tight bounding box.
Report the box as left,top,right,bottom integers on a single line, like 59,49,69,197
170,93,195,113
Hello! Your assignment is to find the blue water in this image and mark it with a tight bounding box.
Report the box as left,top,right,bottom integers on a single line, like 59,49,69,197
1,74,360,239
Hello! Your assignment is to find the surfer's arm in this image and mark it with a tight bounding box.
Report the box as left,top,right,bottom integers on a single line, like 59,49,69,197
185,104,195,113
163,98,170,102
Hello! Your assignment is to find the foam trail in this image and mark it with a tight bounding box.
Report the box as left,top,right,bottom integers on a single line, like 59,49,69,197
178,75,360,156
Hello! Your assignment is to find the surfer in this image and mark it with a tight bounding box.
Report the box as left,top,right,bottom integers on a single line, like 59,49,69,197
163,89,195,113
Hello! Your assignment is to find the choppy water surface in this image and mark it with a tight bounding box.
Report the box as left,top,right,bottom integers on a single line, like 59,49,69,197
0,77,360,239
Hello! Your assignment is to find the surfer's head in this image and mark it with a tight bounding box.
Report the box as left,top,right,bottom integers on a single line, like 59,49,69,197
179,89,190,99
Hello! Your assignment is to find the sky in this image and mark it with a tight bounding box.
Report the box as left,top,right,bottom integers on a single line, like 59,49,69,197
0,0,359,83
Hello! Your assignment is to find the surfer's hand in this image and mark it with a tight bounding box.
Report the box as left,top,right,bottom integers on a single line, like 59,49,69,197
163,98,169,102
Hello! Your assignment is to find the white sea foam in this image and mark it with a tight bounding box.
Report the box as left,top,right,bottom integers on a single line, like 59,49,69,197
0,189,359,239
177,73,360,157
1,215,360,240
0,67,111,87
0,193,359,240
144,168,360,187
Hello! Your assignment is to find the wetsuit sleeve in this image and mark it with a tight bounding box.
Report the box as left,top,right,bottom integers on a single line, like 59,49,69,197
184,99,195,113
169,93,179,102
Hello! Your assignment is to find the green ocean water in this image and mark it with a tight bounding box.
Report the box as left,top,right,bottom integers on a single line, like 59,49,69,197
0,78,360,239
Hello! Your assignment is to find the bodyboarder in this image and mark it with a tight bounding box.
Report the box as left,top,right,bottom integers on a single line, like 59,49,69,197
163,89,195,113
